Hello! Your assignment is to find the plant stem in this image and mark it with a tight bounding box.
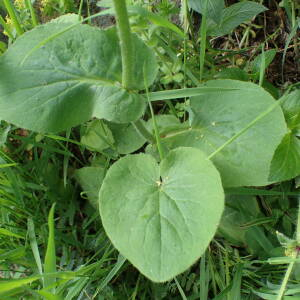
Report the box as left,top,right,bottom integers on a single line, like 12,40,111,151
276,252,296,300
297,199,300,244
276,199,300,300
259,44,265,87
112,0,134,90
199,0,208,82
25,0,38,27
144,66,165,160
3,0,24,36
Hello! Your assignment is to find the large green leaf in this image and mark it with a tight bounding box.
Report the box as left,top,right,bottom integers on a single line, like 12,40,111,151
207,1,267,36
269,90,300,182
160,80,287,187
99,147,224,282
0,23,158,132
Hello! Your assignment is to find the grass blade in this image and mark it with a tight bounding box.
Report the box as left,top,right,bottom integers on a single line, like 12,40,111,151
94,254,126,296
147,87,239,101
174,277,187,300
27,218,43,281
0,276,40,294
44,203,57,291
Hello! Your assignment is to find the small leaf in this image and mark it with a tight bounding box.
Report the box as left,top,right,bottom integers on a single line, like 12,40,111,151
215,68,249,81
81,120,114,152
251,49,276,75
106,122,146,154
208,1,267,36
269,133,300,182
269,90,300,182
146,114,183,137
75,166,106,207
281,89,300,129
99,147,224,282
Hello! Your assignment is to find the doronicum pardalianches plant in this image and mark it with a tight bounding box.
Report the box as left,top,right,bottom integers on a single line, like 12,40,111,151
1,0,300,284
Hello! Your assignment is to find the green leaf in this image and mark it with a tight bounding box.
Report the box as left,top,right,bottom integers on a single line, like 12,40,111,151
146,115,183,137
251,49,276,75
188,0,225,24
269,90,300,182
0,23,157,132
208,1,267,36
50,14,81,24
106,122,146,154
218,195,260,246
127,5,184,37
99,147,224,282
160,80,287,187
81,120,114,152
75,166,106,207
0,276,40,294
269,133,300,182
281,89,300,129
215,68,249,81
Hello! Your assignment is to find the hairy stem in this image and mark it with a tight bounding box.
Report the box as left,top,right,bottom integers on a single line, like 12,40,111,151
112,0,134,90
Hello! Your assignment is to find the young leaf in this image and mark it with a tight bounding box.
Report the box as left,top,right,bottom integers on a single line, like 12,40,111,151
269,133,300,182
81,120,114,152
75,166,106,207
106,122,146,154
207,1,267,36
160,80,287,187
99,147,224,282
281,89,300,129
269,90,300,182
0,23,157,132
251,49,277,76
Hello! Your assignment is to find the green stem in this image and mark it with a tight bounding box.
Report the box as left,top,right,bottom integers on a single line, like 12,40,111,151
143,66,165,160
199,0,208,82
132,120,155,144
276,199,300,300
112,0,134,89
3,0,24,36
297,199,300,244
25,0,38,27
259,44,265,87
276,253,296,300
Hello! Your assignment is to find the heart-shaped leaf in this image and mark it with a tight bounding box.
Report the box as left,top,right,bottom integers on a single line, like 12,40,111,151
160,80,287,187
99,147,224,282
0,23,158,132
